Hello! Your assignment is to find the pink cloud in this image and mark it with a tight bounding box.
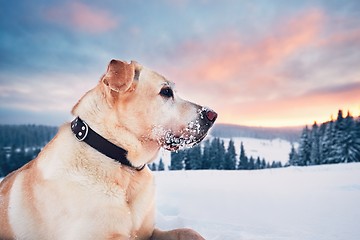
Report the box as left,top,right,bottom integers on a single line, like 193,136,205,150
169,9,323,77
45,2,118,33
159,8,360,126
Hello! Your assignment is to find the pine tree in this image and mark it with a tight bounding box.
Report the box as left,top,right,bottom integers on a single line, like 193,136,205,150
209,138,226,169
341,111,360,163
310,122,321,165
201,139,211,169
209,138,219,169
184,149,192,170
255,157,261,170
218,139,226,170
238,142,248,170
150,162,157,171
261,158,267,169
288,143,299,166
158,158,165,171
352,117,360,162
298,125,311,166
224,139,236,170
333,110,346,163
187,145,202,170
248,156,255,170
170,150,184,170
320,120,336,164
271,161,276,168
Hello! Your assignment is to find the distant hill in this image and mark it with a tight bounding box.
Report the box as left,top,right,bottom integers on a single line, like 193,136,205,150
210,123,302,142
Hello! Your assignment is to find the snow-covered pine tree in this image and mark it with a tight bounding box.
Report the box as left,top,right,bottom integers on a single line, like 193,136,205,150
224,139,236,170
310,122,321,165
353,116,360,162
332,109,346,163
298,125,311,166
341,111,360,163
288,143,299,166
320,120,336,164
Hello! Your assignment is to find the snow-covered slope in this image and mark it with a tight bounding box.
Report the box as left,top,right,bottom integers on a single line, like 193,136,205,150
154,163,360,240
224,137,295,164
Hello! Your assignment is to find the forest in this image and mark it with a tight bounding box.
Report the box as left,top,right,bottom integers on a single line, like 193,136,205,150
0,125,57,177
289,110,360,166
1,109,359,176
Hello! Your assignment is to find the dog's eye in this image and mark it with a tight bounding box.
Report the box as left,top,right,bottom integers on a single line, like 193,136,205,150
160,87,174,99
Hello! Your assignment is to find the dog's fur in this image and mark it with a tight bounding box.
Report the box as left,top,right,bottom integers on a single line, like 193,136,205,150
0,60,216,240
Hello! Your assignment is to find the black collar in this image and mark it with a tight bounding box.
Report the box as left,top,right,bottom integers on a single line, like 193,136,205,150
71,117,145,171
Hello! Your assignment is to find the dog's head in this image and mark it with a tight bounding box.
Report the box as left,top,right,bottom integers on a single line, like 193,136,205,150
99,59,217,152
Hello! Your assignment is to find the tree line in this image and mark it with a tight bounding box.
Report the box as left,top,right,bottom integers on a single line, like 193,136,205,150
289,110,360,166
2,109,358,177
0,125,57,148
0,125,57,177
161,138,282,171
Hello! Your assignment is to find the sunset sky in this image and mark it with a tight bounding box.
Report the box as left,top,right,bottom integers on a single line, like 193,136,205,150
1,0,359,127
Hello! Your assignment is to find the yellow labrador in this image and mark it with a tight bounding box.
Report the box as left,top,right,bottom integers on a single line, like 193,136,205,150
0,60,217,240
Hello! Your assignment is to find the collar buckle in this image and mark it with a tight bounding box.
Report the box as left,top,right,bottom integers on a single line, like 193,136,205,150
71,117,89,141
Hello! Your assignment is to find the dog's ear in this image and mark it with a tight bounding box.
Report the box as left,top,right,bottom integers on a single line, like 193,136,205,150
102,59,135,93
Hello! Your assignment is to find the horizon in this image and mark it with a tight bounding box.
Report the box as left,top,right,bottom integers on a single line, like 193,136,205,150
0,108,358,129
1,1,360,127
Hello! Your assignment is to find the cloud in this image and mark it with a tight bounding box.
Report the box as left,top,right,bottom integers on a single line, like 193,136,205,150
155,8,360,126
44,2,118,33
162,9,325,101
0,72,97,113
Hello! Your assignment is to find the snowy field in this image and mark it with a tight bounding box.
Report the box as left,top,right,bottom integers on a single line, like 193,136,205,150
154,163,360,240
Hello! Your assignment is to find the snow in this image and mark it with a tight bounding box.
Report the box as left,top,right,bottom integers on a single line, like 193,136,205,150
154,163,360,240
224,137,296,165
1,163,359,239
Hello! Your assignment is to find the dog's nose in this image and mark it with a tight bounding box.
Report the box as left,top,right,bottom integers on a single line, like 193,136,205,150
205,109,218,122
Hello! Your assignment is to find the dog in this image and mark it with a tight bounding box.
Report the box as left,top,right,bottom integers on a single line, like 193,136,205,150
0,59,217,240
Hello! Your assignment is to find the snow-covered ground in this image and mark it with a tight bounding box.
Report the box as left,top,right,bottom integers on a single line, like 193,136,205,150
1,163,358,239
154,163,360,240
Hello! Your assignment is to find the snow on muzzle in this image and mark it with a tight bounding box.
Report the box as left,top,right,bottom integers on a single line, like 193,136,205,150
158,107,217,151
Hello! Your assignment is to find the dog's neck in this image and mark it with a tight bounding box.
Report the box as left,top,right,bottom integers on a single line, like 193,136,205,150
71,117,147,171
71,86,160,168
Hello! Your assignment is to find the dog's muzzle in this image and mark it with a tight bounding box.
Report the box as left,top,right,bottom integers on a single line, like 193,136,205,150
161,107,218,151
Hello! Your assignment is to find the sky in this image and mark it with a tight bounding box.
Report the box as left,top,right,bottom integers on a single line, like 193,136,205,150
0,0,359,127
